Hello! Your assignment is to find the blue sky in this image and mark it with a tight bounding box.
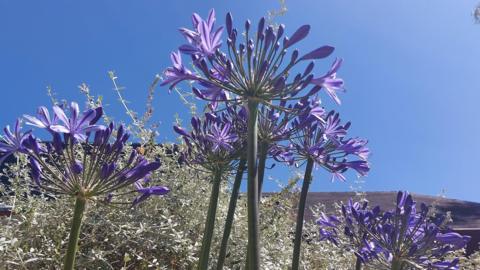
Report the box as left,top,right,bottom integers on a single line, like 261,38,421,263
1,1,480,201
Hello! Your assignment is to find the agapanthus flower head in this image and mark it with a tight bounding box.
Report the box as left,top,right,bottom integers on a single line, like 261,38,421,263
290,110,369,181
174,110,244,173
1,103,168,205
318,191,471,270
162,9,345,106
253,97,327,166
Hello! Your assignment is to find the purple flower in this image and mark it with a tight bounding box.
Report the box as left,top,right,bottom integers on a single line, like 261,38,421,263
6,102,168,206
24,106,58,132
0,120,30,164
132,181,170,206
338,138,370,161
322,111,348,141
161,51,199,90
318,191,471,270
178,9,223,58
71,160,83,175
162,10,344,105
206,122,238,152
192,83,230,110
174,111,243,171
311,58,345,105
290,110,369,180
50,102,104,142
436,232,470,249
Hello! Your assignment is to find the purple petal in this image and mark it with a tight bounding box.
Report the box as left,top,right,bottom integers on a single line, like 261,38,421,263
52,105,70,127
90,107,103,124
49,125,70,133
226,12,233,36
207,9,216,29
24,115,48,128
284,25,310,48
70,102,80,123
300,46,335,61
174,126,189,137
179,44,199,55
76,109,97,128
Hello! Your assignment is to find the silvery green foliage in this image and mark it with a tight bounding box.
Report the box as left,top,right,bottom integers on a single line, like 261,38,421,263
458,250,480,269
0,82,353,269
0,145,355,269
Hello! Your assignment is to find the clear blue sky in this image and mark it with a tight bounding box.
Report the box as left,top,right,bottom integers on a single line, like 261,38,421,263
1,1,480,202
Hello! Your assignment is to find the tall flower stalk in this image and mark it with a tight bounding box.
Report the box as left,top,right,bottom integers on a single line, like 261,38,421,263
215,105,248,269
289,109,370,270
162,9,344,268
174,111,243,269
216,157,246,270
0,102,169,269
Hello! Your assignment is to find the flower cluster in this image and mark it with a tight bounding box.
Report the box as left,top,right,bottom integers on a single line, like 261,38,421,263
1,102,169,204
161,8,363,269
290,107,370,181
161,9,343,106
174,110,245,173
1,102,170,269
318,191,471,269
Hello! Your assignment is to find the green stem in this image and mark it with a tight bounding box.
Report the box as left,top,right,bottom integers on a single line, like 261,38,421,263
216,158,247,270
198,170,223,270
391,258,403,270
355,257,362,270
64,196,87,270
291,157,314,270
257,142,269,202
246,100,260,270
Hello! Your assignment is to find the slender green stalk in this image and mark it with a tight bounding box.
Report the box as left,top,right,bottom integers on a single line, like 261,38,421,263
64,196,87,270
355,257,362,270
391,258,403,270
291,157,314,270
246,100,260,270
257,141,269,201
216,158,247,270
198,170,223,270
